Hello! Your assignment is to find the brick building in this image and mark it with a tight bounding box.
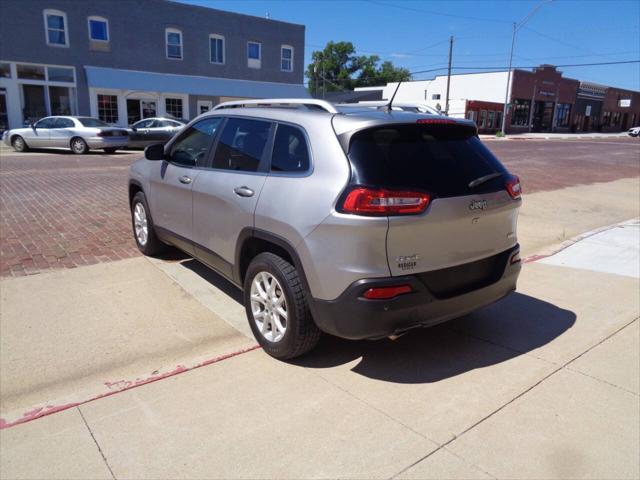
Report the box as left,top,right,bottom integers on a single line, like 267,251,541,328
354,64,639,134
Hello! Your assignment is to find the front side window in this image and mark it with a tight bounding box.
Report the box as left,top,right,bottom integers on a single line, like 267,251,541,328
210,35,224,64
281,46,293,72
97,94,118,123
166,29,183,60
53,118,74,128
168,117,222,167
35,117,57,128
247,41,261,69
165,98,183,119
511,99,531,126
88,16,109,41
133,119,154,129
271,124,309,173
212,118,271,172
44,10,68,46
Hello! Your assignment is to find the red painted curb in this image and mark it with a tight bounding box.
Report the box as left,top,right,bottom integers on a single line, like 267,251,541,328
0,344,261,430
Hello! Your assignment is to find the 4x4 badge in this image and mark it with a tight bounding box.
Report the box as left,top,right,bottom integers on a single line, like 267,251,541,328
469,200,487,210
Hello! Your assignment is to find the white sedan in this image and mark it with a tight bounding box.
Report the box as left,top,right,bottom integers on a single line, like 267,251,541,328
628,126,640,137
2,116,129,154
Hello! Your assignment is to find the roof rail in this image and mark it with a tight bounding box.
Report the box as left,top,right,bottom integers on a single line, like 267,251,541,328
212,98,339,114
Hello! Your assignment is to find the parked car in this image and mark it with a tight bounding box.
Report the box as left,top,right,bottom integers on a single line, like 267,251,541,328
128,99,522,359
3,116,128,154
127,117,186,148
628,126,640,137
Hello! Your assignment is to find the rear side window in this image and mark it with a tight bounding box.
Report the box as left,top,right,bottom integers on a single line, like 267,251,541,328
54,118,74,128
212,118,271,172
270,124,310,173
347,124,508,198
167,117,221,167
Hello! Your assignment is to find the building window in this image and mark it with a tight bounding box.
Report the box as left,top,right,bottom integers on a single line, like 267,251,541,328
602,111,611,126
479,110,487,128
511,99,531,126
88,16,109,41
466,110,476,121
17,64,46,80
247,41,261,69
165,98,183,119
281,45,293,72
432,94,441,100
0,63,11,78
495,111,503,129
97,94,118,123
44,10,68,47
612,111,621,126
487,111,495,129
209,34,224,64
555,103,571,127
47,66,74,83
166,28,183,60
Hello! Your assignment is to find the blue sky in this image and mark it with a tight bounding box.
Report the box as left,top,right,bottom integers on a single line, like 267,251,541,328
181,0,640,90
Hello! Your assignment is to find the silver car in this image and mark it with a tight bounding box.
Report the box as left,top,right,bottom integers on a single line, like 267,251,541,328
2,116,129,154
128,99,522,359
127,117,186,148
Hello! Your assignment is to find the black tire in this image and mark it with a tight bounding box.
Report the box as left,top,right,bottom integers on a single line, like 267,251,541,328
130,191,166,256
103,147,117,154
244,252,320,360
11,135,28,152
70,137,89,154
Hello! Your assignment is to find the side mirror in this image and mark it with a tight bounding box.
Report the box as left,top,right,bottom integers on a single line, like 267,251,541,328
144,143,165,161
131,126,137,132
31,123,36,130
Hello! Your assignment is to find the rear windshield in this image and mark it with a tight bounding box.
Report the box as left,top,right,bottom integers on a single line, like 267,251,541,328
347,124,508,197
78,117,109,127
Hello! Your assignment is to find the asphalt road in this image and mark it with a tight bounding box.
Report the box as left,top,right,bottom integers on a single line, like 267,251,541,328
0,137,638,276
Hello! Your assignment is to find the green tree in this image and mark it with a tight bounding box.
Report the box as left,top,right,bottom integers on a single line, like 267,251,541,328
306,41,411,94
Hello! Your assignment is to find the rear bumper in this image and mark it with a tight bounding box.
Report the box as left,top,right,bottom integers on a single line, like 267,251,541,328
308,245,521,340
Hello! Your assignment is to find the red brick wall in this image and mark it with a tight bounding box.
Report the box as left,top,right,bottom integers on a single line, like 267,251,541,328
601,88,640,132
466,100,505,133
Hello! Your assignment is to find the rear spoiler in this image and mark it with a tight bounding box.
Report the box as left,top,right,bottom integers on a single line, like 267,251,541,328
335,118,478,154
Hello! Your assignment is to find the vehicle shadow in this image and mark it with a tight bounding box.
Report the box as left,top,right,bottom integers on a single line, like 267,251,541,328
16,148,131,155
291,293,575,384
178,257,244,304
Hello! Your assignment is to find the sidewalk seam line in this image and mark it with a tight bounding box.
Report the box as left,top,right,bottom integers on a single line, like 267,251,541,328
77,406,117,480
389,315,640,479
565,365,640,398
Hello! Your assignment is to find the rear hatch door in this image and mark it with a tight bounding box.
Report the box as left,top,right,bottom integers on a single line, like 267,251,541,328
346,122,520,277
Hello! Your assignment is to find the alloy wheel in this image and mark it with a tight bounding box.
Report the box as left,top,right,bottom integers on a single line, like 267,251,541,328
133,202,148,246
250,271,288,342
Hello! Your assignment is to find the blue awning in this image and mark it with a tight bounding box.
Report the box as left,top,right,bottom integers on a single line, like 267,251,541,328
84,66,310,98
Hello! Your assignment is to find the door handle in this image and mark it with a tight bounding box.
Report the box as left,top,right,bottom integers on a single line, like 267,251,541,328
233,186,254,197
178,175,192,184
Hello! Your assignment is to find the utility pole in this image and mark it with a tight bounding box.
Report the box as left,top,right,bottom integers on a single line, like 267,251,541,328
444,36,453,115
501,0,553,136
322,58,326,99
501,23,516,136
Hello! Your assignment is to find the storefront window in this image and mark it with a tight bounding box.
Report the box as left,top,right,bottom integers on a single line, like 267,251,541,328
602,111,611,126
0,63,10,78
165,98,183,119
466,110,476,121
612,112,621,126
47,66,74,82
479,110,487,128
555,103,571,127
495,111,503,129
22,84,47,123
487,111,495,129
511,99,531,126
98,94,118,123
49,86,71,115
17,64,45,80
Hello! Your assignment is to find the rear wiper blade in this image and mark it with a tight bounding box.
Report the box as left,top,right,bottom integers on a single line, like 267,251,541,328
468,172,503,188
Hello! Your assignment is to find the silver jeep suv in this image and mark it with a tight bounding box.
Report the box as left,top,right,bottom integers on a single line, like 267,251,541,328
128,99,522,359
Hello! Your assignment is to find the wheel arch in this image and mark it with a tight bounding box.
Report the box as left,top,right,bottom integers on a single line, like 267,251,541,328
235,228,311,297
128,180,144,205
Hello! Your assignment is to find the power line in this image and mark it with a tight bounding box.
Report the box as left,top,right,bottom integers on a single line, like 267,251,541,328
366,0,512,24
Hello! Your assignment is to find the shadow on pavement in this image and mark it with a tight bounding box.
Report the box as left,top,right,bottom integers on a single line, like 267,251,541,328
179,257,244,304
292,293,575,384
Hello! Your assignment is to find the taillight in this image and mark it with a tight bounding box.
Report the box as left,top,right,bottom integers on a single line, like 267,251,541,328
341,187,430,216
416,118,457,125
363,285,413,300
505,175,522,199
